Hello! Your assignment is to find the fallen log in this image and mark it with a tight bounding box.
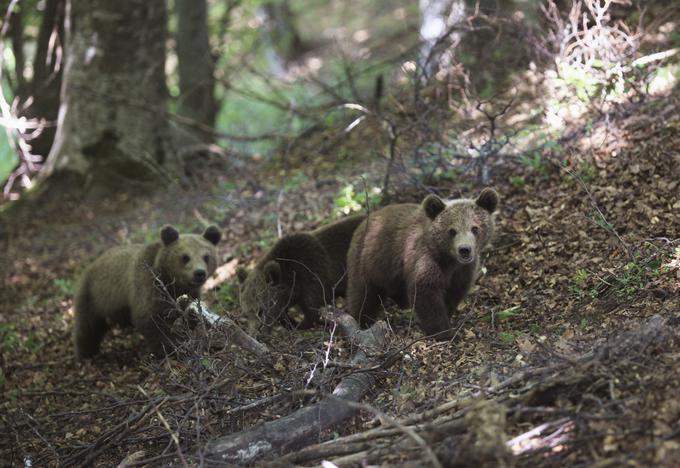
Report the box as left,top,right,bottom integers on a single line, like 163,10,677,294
202,308,389,465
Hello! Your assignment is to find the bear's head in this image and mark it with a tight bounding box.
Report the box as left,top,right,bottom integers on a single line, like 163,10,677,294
422,188,498,265
154,225,222,293
236,261,288,334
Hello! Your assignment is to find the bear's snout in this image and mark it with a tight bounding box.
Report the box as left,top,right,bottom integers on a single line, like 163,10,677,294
458,245,473,262
193,269,207,284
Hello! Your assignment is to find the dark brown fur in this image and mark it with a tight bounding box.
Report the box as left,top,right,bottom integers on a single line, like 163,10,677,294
73,225,221,359
347,189,498,340
237,214,365,333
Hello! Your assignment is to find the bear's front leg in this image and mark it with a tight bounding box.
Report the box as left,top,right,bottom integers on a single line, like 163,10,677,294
411,284,453,340
347,278,382,327
132,308,176,357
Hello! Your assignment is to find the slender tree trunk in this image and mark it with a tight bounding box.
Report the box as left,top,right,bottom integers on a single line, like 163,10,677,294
17,0,65,159
175,0,215,141
257,1,306,77
9,7,27,98
41,0,179,192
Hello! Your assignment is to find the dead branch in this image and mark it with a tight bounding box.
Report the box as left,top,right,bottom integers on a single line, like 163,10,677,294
202,309,390,465
180,297,271,358
61,397,168,467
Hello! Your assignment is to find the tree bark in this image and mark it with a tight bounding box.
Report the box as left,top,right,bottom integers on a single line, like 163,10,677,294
41,0,179,192
175,0,215,141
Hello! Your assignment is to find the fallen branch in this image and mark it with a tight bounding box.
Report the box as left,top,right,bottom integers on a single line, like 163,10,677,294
275,314,675,466
202,308,390,465
180,297,271,358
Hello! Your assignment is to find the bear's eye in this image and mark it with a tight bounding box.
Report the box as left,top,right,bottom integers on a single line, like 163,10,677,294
203,255,210,263
182,254,190,264
471,226,480,236
448,228,457,237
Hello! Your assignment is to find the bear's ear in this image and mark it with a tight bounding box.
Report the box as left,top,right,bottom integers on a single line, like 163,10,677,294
422,194,446,220
236,267,249,284
475,188,499,213
263,261,281,285
160,225,180,246
203,225,222,246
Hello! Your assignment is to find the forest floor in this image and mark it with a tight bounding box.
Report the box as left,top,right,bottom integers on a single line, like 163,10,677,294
1,87,679,467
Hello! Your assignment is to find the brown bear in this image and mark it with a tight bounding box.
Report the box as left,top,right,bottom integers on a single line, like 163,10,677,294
236,214,365,334
73,225,221,359
346,188,498,340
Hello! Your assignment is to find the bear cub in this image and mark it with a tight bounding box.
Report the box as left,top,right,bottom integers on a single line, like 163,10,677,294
347,188,498,340
73,225,221,359
237,214,365,334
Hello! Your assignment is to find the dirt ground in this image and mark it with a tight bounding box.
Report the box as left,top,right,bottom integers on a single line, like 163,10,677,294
1,90,679,466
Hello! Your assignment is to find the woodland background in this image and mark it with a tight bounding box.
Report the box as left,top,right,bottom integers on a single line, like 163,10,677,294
1,0,679,466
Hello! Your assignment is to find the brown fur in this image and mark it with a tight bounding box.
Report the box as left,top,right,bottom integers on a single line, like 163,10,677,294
346,189,498,340
73,225,221,359
237,214,365,333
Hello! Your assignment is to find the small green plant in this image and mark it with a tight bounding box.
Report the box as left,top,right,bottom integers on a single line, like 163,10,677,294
528,323,541,334
284,173,308,191
0,323,41,353
509,175,526,187
570,268,590,300
334,182,382,216
612,260,660,300
591,210,614,232
578,162,596,184
498,331,515,343
221,181,238,192
0,323,21,352
54,278,74,298
255,233,277,251
519,151,549,177
397,386,418,398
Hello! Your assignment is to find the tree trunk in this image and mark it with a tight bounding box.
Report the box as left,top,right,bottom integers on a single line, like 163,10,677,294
175,0,215,142
257,1,306,77
9,7,27,98
18,0,65,159
41,0,178,192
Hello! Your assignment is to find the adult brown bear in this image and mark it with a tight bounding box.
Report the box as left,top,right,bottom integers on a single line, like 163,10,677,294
346,188,498,340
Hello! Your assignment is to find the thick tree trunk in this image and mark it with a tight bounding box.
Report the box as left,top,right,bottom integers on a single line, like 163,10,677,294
175,0,215,141
41,0,178,192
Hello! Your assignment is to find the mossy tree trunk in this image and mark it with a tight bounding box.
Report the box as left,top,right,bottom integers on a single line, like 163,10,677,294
41,0,180,193
175,0,216,142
